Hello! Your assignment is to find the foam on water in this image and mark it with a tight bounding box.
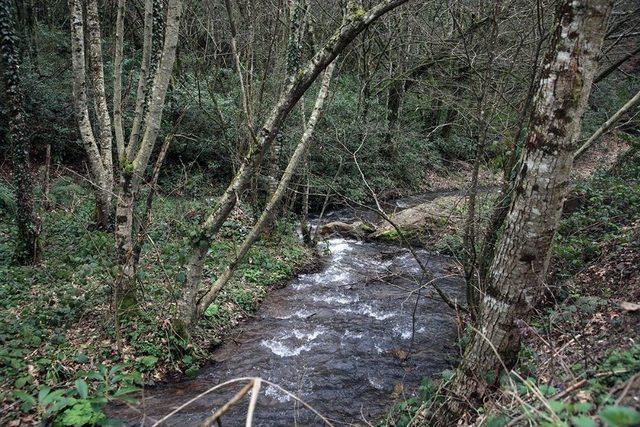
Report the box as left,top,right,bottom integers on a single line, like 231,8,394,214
291,327,325,341
261,339,315,357
311,293,359,304
392,324,413,340
264,385,292,403
273,308,315,320
368,376,385,390
343,330,364,339
337,304,395,320
292,267,352,290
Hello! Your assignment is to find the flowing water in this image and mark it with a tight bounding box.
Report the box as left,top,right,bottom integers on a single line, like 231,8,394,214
109,206,465,426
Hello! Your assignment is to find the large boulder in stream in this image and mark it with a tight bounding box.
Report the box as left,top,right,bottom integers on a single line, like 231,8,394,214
317,220,373,238
317,193,495,255
371,195,465,242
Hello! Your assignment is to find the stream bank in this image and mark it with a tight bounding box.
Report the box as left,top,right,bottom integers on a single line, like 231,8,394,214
108,193,468,425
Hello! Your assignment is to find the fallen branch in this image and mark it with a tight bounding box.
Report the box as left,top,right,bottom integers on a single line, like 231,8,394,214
200,381,253,427
574,88,640,159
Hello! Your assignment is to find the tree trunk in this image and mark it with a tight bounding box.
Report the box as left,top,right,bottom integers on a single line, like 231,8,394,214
1,0,41,264
114,0,183,305
176,60,337,329
574,88,640,159
384,77,404,160
267,0,307,198
125,0,154,160
300,152,313,246
68,0,111,230
112,0,126,160
431,1,612,423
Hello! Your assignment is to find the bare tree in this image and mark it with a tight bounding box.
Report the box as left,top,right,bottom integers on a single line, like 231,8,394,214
114,0,183,305
68,0,184,306
181,60,337,327
68,0,114,229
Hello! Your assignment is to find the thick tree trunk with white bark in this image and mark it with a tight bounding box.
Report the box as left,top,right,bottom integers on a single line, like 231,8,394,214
429,1,613,424
68,0,112,230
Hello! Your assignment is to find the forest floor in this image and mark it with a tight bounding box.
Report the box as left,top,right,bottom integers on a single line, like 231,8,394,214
0,176,315,425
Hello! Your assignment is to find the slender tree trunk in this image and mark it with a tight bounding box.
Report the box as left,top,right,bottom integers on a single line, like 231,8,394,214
267,0,307,197
574,88,640,159
114,0,183,306
463,8,500,318
300,152,313,245
125,0,153,160
113,0,126,160
178,0,410,331
431,1,612,424
476,21,547,289
1,0,41,264
384,77,404,160
68,0,111,230
86,0,114,206
593,45,640,84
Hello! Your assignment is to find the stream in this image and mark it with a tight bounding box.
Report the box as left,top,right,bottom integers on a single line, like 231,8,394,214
108,200,466,426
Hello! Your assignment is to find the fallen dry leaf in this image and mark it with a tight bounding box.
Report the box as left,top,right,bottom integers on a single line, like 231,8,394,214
620,301,640,312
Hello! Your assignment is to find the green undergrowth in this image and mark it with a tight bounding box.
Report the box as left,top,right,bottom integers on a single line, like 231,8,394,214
0,176,312,425
553,144,640,282
381,143,640,426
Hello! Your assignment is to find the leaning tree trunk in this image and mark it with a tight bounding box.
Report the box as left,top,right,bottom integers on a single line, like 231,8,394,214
430,0,612,424
176,61,336,330
0,0,41,264
179,0,410,331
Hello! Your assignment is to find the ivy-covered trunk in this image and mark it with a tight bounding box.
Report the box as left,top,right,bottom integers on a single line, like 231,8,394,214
114,0,183,306
430,0,613,424
0,0,41,264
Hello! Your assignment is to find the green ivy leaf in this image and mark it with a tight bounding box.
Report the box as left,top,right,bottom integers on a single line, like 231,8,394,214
13,390,36,410
600,406,640,427
204,304,219,317
75,378,88,399
176,271,186,285
139,356,158,369
571,415,596,427
549,399,566,413
573,402,593,413
61,400,105,427
37,386,51,403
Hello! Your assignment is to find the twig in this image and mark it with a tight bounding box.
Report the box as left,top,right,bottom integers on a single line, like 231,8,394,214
200,381,254,427
151,377,335,427
245,378,261,427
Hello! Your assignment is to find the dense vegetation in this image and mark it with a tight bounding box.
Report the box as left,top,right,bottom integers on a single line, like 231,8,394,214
1,0,638,425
